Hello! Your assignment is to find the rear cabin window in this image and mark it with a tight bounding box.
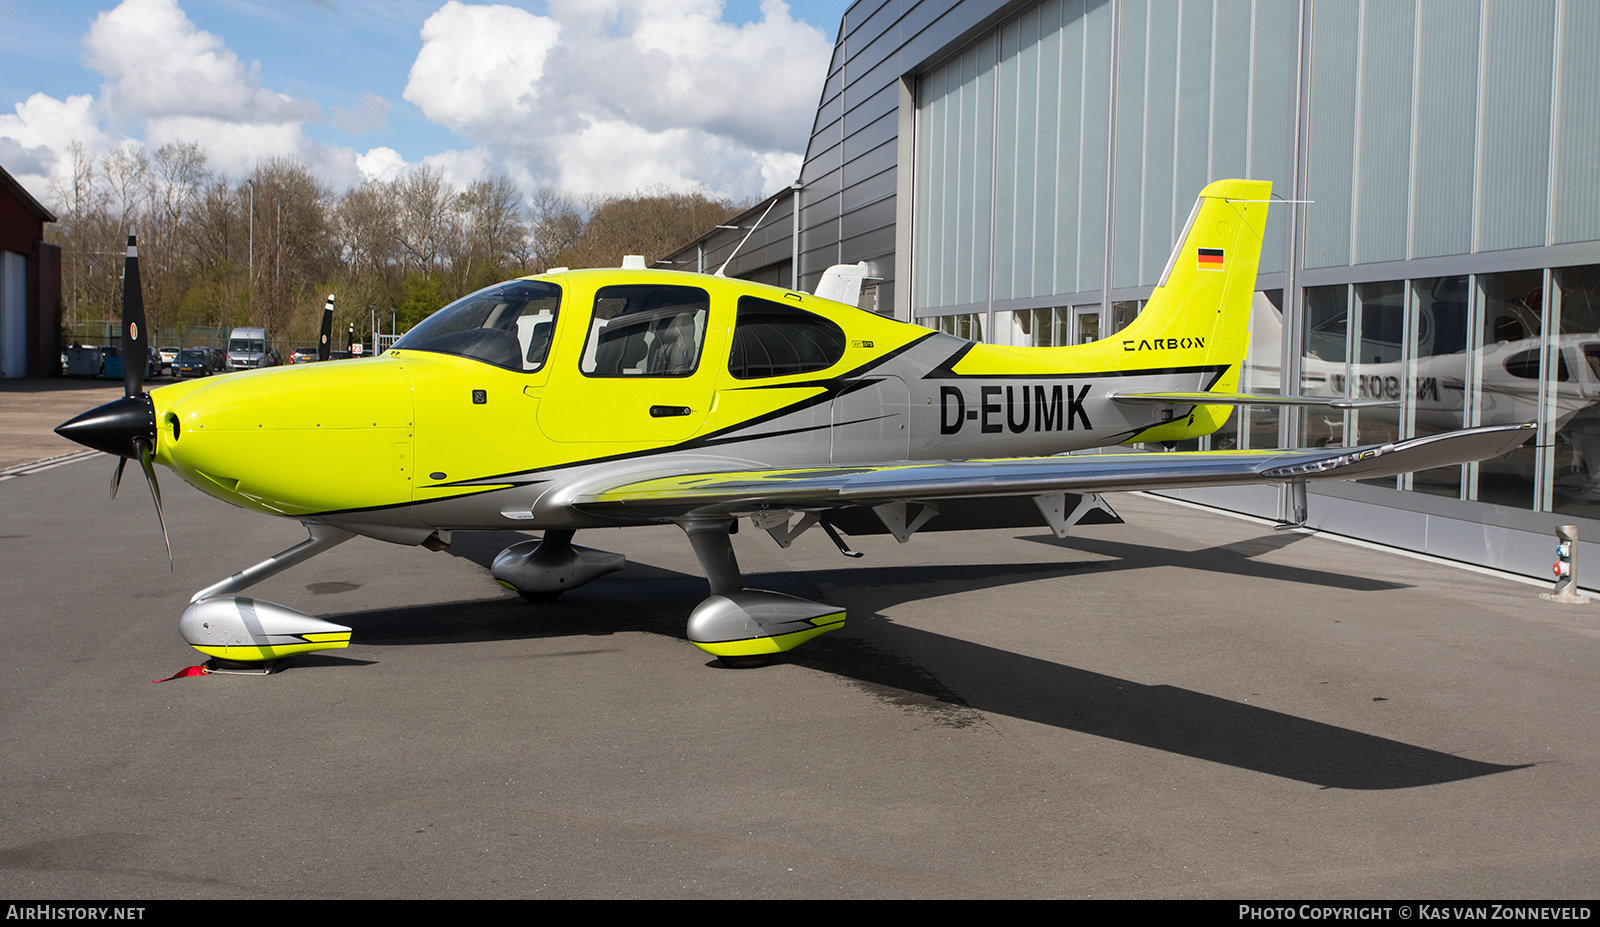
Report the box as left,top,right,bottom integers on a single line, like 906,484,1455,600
727,297,846,379
580,284,709,377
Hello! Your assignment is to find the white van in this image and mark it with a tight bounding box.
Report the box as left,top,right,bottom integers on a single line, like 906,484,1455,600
227,327,268,370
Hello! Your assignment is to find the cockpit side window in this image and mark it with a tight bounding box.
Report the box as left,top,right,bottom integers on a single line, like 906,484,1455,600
391,280,561,372
580,284,709,377
728,296,846,379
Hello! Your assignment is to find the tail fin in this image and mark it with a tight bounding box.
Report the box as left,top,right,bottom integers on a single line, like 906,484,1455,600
1109,178,1270,442
938,179,1271,443
1120,178,1270,375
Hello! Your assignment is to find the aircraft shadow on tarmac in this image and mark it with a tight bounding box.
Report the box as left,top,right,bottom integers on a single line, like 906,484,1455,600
300,529,1525,792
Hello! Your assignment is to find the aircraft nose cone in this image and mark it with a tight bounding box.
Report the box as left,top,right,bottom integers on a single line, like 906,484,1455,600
56,394,157,459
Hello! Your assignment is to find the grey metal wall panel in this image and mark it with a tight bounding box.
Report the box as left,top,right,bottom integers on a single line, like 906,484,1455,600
842,195,897,239
843,167,897,213
844,110,899,160
1475,0,1554,253
1553,0,1600,246
1304,0,1359,268
844,82,901,138
1140,0,1180,285
1248,0,1298,275
842,224,899,262
847,0,896,42
1076,0,1111,293
801,216,842,255
844,39,908,103
1173,0,1212,217
1352,1,1415,265
1209,0,1250,180
844,137,899,187
1112,0,1148,289
801,190,842,230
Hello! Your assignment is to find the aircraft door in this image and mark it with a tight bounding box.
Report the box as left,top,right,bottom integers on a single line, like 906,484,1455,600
832,375,910,463
539,282,718,445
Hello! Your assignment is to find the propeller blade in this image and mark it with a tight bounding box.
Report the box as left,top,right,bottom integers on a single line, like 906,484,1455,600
134,436,172,569
319,294,334,362
122,232,147,400
111,456,127,499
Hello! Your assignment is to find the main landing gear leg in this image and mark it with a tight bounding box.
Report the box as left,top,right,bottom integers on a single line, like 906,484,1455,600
678,516,845,668
178,523,359,670
492,529,626,601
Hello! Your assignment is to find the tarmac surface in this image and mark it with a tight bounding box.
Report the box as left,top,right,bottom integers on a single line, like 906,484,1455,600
2,378,1599,898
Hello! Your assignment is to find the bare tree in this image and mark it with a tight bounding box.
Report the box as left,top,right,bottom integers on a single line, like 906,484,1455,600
566,186,740,270
394,165,456,279
142,141,211,334
453,175,528,291
526,186,585,273
248,158,335,341
47,142,111,332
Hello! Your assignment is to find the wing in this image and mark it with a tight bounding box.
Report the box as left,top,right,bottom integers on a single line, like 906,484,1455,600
564,422,1534,522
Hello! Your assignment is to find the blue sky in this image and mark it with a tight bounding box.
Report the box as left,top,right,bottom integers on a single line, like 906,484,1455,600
0,0,854,205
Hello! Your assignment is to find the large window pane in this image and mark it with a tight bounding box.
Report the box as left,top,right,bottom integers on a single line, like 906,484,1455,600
1300,284,1350,446
1472,270,1543,508
1407,277,1471,497
1351,281,1406,487
1550,264,1600,517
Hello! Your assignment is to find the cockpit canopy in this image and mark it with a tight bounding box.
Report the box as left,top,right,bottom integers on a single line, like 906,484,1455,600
392,280,561,372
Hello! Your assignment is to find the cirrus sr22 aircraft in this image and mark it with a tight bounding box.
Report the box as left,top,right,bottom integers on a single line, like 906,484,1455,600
57,180,1534,669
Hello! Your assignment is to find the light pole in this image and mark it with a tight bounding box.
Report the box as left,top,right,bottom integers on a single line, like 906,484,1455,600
245,178,256,320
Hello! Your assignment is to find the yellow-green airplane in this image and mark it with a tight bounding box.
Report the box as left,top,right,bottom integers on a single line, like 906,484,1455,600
57,180,1534,668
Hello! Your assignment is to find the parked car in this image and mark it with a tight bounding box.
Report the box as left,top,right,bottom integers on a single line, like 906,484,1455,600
158,346,180,375
174,347,214,378
289,347,319,364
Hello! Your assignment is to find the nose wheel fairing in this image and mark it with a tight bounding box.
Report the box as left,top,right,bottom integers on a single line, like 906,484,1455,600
492,530,626,600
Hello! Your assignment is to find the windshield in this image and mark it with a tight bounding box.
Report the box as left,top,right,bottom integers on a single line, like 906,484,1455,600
229,339,264,354
393,280,562,372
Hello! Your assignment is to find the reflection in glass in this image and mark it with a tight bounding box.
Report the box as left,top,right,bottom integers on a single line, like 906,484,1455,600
1110,300,1141,335
1350,281,1405,452
926,313,984,341
1299,284,1349,447
1472,270,1544,509
1075,307,1099,344
1407,277,1470,497
1550,264,1600,517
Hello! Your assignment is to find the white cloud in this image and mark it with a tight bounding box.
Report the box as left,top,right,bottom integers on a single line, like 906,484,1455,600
356,146,407,184
83,0,318,127
0,0,835,208
403,0,832,201
405,2,560,132
0,93,123,199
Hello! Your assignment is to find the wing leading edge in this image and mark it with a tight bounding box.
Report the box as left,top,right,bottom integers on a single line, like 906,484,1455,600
565,422,1535,520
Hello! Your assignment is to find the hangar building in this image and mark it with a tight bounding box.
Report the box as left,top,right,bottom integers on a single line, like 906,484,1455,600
0,162,59,378
660,0,1600,584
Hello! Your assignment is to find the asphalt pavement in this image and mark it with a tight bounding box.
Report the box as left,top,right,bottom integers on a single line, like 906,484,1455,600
2,383,1598,898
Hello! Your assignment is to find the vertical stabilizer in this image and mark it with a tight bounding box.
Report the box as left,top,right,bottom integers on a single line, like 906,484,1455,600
815,262,869,307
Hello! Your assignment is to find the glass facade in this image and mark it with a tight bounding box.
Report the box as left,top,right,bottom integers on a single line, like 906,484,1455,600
904,0,1600,540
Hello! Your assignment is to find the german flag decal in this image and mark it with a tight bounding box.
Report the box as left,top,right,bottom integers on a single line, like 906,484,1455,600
1197,248,1225,271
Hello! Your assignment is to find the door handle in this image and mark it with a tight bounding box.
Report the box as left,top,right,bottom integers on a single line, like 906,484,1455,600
649,405,692,418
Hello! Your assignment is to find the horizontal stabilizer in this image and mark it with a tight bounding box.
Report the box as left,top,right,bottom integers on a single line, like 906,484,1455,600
1107,389,1400,410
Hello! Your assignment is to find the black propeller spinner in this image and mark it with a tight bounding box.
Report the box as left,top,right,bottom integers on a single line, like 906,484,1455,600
54,232,171,565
